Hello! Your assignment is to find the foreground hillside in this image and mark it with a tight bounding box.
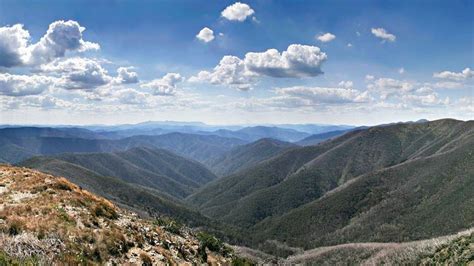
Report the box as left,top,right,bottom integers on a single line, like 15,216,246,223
187,119,474,253
0,166,236,264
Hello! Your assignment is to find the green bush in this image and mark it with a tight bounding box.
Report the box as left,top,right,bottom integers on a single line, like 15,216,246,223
154,217,183,235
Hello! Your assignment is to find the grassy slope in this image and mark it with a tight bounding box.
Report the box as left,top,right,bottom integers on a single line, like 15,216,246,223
20,147,217,199
17,156,211,226
206,138,296,177
0,165,234,264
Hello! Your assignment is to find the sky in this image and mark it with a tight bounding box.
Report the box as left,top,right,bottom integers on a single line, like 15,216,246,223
0,0,472,126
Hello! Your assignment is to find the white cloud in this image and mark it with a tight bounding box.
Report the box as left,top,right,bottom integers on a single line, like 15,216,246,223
196,27,215,43
338,81,354,89
431,81,464,89
114,88,149,105
401,93,449,107
140,73,184,96
190,44,327,90
275,86,371,105
22,95,71,109
189,56,255,91
399,67,405,74
0,73,54,96
365,75,375,81
0,24,30,67
457,97,473,112
221,2,255,22
368,77,415,99
317,32,336,43
40,57,111,90
433,67,473,81
347,43,353,47
244,44,327,78
371,27,396,42
116,67,138,84
0,20,99,67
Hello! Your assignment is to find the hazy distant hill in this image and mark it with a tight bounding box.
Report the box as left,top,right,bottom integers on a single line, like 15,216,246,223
203,126,310,142
206,138,297,176
0,128,246,164
187,119,474,251
296,129,351,146
21,147,217,199
113,132,247,163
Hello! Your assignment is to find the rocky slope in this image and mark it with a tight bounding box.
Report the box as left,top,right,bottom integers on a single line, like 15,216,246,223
0,165,235,265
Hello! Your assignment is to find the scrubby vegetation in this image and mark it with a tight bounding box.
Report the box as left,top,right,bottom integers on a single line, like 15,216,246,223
0,166,234,264
419,233,474,265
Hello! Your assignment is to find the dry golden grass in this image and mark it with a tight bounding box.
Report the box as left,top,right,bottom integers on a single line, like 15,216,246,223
0,165,233,265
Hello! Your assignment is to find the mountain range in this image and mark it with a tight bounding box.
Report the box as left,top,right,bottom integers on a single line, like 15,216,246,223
2,118,473,263
186,119,474,253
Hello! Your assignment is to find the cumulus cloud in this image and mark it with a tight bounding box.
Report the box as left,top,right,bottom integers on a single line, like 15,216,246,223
365,75,375,81
190,44,327,90
244,44,327,78
140,73,184,96
399,67,405,74
0,20,99,68
189,56,255,91
0,24,30,67
22,95,71,109
431,81,464,89
371,27,396,42
40,57,111,90
26,20,99,65
221,2,255,22
433,67,473,81
114,88,149,105
317,32,336,43
275,86,371,105
338,80,353,89
401,93,449,107
457,97,473,112
196,27,215,43
368,77,415,99
0,73,54,96
115,67,138,84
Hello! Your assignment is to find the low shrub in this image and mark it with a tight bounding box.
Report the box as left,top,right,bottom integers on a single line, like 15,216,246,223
8,218,25,235
91,201,119,220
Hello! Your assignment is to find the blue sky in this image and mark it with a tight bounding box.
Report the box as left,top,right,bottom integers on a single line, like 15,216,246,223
0,0,472,125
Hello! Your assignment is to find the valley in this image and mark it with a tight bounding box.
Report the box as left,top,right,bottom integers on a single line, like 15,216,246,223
0,119,472,264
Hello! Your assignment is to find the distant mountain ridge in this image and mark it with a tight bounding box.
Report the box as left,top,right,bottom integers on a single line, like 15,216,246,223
0,129,247,164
